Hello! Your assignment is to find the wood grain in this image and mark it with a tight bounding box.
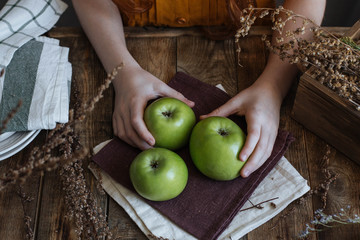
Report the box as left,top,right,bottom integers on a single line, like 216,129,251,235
0,27,359,240
292,72,360,164
291,20,360,165
305,130,360,240
236,36,268,90
47,26,351,39
36,34,110,239
126,37,177,83
177,36,238,97
0,132,46,239
103,36,177,239
107,198,148,240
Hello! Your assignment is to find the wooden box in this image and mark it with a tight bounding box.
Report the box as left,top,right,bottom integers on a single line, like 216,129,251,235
292,20,360,164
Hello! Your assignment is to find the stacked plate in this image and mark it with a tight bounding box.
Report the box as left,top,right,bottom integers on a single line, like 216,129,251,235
0,130,41,161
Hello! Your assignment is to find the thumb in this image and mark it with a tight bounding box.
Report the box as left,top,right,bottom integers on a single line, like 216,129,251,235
200,97,243,120
160,85,195,107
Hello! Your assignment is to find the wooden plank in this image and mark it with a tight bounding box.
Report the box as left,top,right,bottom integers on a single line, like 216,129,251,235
345,19,360,39
47,26,352,39
104,37,177,238
0,131,46,239
249,88,317,240
177,35,238,97
305,130,360,240
107,198,147,240
236,36,268,90
125,37,177,83
176,34,245,239
36,35,109,239
242,36,315,239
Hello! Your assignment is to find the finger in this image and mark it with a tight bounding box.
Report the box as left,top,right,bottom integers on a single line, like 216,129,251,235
267,129,278,158
131,101,155,146
238,122,261,162
159,85,195,107
240,128,273,178
124,109,152,150
115,114,136,147
112,114,119,137
200,98,241,120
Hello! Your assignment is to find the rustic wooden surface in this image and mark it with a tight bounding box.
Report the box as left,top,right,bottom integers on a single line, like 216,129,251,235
0,26,359,240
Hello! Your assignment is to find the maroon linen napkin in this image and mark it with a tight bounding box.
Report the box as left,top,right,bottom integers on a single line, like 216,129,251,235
92,72,294,240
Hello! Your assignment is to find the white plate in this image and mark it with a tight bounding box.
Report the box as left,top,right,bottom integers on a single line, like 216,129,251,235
0,130,41,161
0,132,15,142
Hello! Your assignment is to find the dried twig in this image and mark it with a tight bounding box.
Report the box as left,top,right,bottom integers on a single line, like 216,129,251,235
17,186,35,240
0,64,123,238
239,197,279,212
0,64,123,191
268,145,338,231
236,6,360,110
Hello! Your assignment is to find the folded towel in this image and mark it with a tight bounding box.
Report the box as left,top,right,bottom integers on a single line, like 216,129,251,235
91,72,310,239
0,0,67,67
0,0,71,131
90,148,309,240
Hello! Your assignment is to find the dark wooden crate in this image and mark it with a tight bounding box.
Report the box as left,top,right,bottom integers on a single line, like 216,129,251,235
292,20,360,164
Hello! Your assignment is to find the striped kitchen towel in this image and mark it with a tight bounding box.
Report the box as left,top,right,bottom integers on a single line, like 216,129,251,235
0,0,71,132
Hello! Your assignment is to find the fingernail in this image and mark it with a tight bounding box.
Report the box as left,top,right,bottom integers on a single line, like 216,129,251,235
243,170,250,177
148,138,155,146
240,154,247,161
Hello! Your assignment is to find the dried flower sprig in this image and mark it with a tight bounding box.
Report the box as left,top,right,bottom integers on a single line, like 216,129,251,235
269,145,338,231
298,206,360,239
17,186,35,240
60,159,111,239
0,63,124,191
240,197,279,212
235,6,360,110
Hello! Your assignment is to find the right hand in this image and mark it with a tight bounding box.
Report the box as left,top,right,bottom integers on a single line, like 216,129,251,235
112,65,194,150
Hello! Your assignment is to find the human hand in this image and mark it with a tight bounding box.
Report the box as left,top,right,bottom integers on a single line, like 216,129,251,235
200,80,282,178
112,65,194,150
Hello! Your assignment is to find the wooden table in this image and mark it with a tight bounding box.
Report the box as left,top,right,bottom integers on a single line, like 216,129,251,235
0,27,359,240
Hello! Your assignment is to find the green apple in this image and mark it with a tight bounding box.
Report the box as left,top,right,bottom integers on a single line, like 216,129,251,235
144,97,196,150
189,116,246,181
129,148,188,201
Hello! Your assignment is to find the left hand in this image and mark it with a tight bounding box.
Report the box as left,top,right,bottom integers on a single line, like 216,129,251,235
200,79,283,178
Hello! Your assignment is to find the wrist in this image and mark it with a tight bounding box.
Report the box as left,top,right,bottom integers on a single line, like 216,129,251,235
259,59,298,100
254,74,286,107
111,62,143,91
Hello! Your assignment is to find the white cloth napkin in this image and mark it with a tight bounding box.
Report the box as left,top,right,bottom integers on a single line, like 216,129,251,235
0,0,71,131
0,0,67,68
90,140,310,240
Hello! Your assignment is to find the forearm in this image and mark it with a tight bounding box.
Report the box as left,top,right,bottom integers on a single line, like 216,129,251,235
72,0,139,73
257,0,326,100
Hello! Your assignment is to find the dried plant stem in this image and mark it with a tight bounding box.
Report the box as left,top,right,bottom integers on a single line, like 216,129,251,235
60,159,111,239
269,145,338,231
240,197,279,212
0,64,123,238
0,64,124,191
17,185,35,240
236,6,360,110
